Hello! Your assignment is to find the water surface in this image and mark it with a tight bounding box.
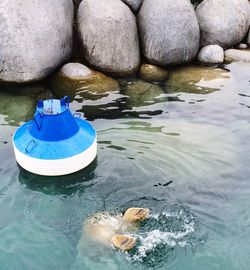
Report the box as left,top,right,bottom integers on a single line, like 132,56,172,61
0,62,250,270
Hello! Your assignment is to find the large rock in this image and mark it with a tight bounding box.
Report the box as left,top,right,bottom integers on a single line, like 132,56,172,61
138,0,200,65
121,0,143,13
77,0,140,76
50,63,119,100
225,49,250,63
0,0,74,84
197,45,224,64
139,64,168,82
196,0,250,49
248,30,250,47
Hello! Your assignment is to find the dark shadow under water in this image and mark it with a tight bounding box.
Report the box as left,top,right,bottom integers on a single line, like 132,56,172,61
18,159,98,195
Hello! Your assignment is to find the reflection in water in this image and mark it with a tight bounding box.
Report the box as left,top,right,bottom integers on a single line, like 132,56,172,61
0,62,250,270
122,80,164,107
240,103,250,109
64,78,183,121
15,159,101,239
50,64,119,102
0,83,52,126
66,65,234,121
0,83,51,99
239,94,250,98
100,121,181,137
166,65,231,94
76,100,165,120
0,91,35,126
106,145,126,151
227,62,250,111
18,159,98,195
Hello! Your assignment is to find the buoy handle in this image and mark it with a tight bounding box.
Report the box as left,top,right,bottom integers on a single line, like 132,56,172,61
73,112,81,118
37,100,44,109
64,96,70,106
60,96,70,107
25,139,36,153
33,112,43,130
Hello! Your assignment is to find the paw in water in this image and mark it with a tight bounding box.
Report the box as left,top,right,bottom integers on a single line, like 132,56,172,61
123,208,150,223
83,207,150,251
111,235,136,251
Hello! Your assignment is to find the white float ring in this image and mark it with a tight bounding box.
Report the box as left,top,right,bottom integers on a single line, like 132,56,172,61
13,138,97,176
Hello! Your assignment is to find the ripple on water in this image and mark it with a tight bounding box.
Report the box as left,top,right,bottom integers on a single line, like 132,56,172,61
18,161,103,234
0,159,20,229
97,119,238,190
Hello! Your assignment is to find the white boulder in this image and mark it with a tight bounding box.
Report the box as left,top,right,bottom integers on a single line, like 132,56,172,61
196,0,250,49
197,45,224,64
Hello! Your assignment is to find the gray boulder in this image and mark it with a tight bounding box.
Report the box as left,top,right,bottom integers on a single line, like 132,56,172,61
77,0,140,76
139,64,168,82
121,0,143,13
0,0,74,84
197,45,224,64
196,0,250,49
225,49,250,63
50,62,119,99
138,0,200,65
248,30,250,47
236,43,248,49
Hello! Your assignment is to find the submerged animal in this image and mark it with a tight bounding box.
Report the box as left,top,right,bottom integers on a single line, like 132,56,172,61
83,208,150,251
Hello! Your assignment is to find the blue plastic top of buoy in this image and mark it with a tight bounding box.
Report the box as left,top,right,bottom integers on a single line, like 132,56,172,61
30,97,79,141
13,96,96,160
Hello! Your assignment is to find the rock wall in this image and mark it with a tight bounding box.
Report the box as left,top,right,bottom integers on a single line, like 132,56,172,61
0,0,250,85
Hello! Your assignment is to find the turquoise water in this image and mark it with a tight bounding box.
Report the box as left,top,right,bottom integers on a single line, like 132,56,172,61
0,62,250,270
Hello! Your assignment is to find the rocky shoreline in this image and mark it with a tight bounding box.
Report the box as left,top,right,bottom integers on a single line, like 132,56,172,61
0,0,249,88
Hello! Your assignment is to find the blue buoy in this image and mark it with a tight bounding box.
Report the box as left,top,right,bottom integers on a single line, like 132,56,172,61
12,96,97,176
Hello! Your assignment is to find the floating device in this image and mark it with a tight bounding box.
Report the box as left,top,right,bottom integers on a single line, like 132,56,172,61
12,96,97,176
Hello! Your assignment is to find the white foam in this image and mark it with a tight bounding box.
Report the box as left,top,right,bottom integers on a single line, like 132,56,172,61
129,213,196,262
150,209,189,220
